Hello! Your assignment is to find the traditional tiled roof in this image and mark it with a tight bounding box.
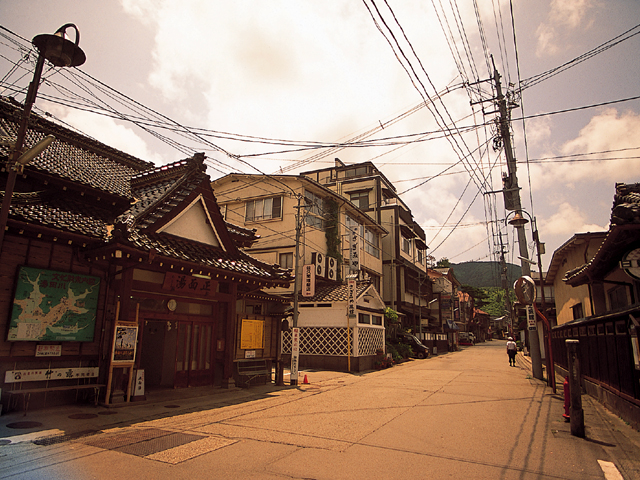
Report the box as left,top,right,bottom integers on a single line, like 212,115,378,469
119,157,207,230
0,97,152,199
564,183,640,285
6,190,112,239
0,98,291,285
124,230,290,281
297,281,371,303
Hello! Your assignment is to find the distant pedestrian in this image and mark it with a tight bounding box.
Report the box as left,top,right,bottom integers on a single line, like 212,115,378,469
506,337,517,366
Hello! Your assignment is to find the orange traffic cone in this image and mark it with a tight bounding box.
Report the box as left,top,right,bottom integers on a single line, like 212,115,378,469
303,374,309,384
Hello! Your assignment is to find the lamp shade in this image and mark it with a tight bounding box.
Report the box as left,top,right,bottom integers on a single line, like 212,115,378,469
32,24,86,68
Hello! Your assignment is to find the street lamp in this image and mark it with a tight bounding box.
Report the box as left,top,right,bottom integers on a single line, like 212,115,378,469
0,24,86,252
506,209,555,392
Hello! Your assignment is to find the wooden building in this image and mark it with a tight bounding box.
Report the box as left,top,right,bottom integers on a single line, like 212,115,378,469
0,97,290,410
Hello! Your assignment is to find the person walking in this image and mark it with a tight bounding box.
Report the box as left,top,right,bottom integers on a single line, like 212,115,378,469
506,337,517,366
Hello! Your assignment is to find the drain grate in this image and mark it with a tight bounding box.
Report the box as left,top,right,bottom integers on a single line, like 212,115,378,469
79,427,205,457
115,432,205,457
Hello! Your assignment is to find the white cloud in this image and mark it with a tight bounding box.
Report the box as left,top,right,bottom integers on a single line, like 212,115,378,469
540,202,607,237
530,108,640,191
535,0,595,57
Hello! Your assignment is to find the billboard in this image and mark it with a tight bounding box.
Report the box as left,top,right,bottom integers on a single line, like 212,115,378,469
7,266,100,342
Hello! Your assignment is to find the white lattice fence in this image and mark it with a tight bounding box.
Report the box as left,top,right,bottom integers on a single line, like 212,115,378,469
282,327,353,356
357,327,384,356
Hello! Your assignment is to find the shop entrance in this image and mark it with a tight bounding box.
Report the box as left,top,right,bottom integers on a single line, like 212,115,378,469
141,320,178,388
175,320,215,387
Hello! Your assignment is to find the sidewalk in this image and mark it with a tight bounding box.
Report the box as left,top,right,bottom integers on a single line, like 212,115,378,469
0,368,350,445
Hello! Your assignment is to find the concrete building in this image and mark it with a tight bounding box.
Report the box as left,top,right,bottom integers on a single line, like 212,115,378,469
300,159,434,335
211,172,388,371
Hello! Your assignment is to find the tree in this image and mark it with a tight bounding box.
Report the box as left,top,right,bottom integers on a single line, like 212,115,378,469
436,257,451,268
459,284,489,309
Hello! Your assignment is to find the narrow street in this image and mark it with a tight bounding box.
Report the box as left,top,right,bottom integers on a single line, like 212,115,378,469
2,342,639,479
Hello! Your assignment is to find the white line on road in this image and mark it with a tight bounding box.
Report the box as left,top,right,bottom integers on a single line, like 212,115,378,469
598,460,624,480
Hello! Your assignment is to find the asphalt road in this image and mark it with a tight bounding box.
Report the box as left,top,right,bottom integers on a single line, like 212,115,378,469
2,341,639,479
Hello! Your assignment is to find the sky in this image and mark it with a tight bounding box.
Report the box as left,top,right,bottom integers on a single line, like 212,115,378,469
1,0,639,274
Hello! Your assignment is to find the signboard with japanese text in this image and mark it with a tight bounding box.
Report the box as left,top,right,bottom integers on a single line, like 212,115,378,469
35,345,62,357
7,266,100,342
5,367,99,383
347,279,357,318
527,305,537,331
349,228,360,272
302,264,315,297
162,272,217,297
240,319,264,349
290,327,300,382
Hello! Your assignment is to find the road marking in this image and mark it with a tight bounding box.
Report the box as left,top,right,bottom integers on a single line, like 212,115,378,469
598,460,623,480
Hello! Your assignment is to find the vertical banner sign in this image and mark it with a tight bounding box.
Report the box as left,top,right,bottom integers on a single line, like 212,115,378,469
290,327,300,382
527,305,537,331
302,264,315,297
350,227,360,272
347,279,357,318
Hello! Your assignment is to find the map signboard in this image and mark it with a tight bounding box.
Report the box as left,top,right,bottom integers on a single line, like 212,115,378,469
7,266,100,342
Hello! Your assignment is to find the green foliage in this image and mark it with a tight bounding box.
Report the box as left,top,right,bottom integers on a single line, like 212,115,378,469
385,342,402,362
385,307,399,323
436,257,451,267
395,343,414,359
478,287,516,317
459,284,490,309
324,199,343,281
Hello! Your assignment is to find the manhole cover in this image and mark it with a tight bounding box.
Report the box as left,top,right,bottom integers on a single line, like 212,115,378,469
164,405,180,409
6,421,43,429
97,410,119,415
68,413,98,419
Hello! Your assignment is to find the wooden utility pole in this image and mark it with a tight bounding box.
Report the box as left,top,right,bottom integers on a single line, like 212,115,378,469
492,57,544,381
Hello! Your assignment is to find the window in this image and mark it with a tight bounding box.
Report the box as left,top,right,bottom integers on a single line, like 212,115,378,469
372,315,382,325
350,191,369,210
571,303,583,320
304,190,325,229
365,228,379,258
402,236,412,254
417,249,425,264
358,313,371,324
608,285,628,310
344,166,368,178
279,252,293,269
245,196,282,222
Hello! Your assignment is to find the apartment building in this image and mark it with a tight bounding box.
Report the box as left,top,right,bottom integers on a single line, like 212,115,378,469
211,173,388,371
300,159,434,334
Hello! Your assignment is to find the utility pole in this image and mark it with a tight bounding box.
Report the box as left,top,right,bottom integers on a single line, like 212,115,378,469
492,56,544,381
290,193,304,386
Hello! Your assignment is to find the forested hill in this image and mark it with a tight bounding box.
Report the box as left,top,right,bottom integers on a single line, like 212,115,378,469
451,261,522,288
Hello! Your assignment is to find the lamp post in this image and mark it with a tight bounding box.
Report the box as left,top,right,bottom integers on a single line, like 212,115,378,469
506,210,554,390
0,24,86,252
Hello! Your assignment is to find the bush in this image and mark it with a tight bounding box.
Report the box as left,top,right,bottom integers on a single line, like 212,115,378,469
396,343,414,359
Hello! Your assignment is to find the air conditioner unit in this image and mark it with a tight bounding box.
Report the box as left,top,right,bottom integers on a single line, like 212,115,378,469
326,256,337,281
313,252,326,278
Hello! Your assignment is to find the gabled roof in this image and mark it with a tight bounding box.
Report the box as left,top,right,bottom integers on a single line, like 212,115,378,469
0,98,291,286
564,183,640,286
